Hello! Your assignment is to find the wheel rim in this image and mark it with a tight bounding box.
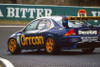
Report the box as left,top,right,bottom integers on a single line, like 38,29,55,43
9,39,16,53
46,38,54,53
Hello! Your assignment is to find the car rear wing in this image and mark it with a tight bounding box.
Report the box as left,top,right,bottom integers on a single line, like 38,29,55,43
62,16,100,27
67,16,100,20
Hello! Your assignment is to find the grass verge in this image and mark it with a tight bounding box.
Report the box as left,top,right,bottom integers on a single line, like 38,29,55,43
0,64,2,67
0,20,30,25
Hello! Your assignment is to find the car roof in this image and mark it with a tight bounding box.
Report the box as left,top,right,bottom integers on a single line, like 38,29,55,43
38,16,63,21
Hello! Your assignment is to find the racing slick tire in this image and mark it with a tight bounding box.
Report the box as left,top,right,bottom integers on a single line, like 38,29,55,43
81,48,95,53
8,38,21,54
45,37,59,54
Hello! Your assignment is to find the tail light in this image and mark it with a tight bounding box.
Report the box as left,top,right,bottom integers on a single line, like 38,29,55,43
64,29,76,36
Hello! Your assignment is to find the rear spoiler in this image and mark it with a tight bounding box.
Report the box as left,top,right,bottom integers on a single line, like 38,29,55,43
67,16,100,20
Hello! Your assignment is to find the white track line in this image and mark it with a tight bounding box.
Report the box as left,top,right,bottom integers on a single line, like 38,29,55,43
0,26,25,27
0,57,14,67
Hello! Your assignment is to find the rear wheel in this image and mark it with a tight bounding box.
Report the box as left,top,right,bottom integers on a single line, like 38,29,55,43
8,39,21,54
45,37,59,54
81,48,95,53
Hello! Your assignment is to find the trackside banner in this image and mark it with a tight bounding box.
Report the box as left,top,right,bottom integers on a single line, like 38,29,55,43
0,4,100,25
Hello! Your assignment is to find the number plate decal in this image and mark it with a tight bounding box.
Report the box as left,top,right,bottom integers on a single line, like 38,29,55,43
81,37,98,42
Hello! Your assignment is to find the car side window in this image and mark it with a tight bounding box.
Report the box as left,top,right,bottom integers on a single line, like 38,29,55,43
45,20,51,29
37,19,51,30
25,20,40,31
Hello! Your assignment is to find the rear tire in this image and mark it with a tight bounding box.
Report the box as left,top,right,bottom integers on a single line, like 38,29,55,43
81,48,95,53
45,37,59,54
8,38,21,54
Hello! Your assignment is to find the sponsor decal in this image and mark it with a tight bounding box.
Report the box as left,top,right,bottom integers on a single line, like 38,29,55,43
70,38,79,42
91,11,100,22
77,9,100,23
81,37,98,42
78,30,97,35
77,9,87,17
7,7,52,19
0,7,52,19
0,9,4,17
20,34,44,46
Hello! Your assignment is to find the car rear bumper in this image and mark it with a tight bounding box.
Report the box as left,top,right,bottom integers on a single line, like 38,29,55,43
76,41,100,48
58,36,100,49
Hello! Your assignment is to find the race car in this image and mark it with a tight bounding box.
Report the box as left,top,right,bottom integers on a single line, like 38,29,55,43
7,16,100,54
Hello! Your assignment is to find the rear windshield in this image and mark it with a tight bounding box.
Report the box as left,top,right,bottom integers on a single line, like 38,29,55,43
57,20,90,28
68,20,88,28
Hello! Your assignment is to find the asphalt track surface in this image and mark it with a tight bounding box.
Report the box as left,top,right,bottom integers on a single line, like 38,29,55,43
0,27,100,67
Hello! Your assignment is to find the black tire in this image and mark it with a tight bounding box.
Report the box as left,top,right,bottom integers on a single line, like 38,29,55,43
45,37,59,54
8,38,21,54
81,48,95,53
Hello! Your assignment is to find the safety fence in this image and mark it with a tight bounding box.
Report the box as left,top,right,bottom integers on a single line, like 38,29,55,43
0,4,100,25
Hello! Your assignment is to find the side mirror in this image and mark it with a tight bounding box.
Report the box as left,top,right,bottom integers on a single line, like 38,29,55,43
62,17,68,27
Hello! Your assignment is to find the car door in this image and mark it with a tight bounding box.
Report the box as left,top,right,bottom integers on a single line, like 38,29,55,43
20,19,44,49
36,19,52,46
20,18,52,49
